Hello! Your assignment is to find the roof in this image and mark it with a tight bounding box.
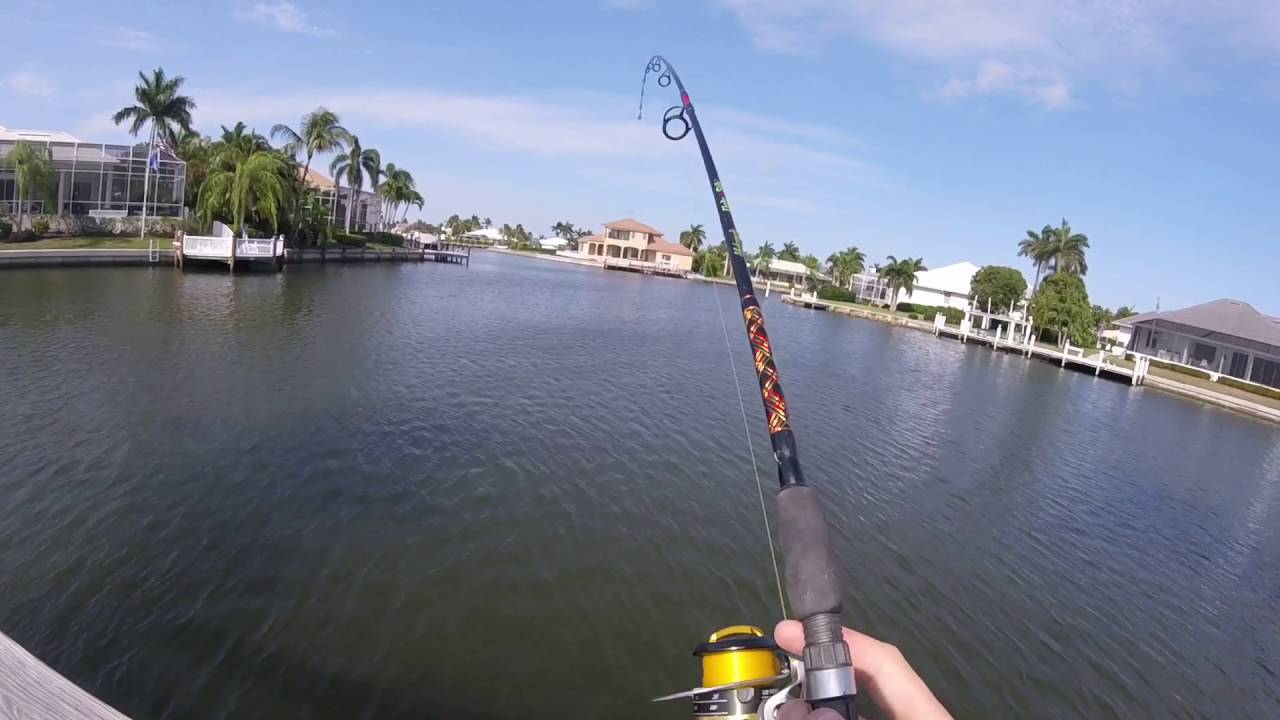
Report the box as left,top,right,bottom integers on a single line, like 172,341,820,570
462,227,504,240
1120,299,1280,349
537,236,569,246
911,261,982,295
0,125,83,143
647,237,695,257
604,218,664,236
300,167,335,189
762,257,824,277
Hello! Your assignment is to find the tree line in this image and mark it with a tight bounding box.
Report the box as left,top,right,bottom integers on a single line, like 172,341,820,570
81,67,423,246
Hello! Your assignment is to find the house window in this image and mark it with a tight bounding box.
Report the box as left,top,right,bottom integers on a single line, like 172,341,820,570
1145,329,1159,349
1251,357,1280,389
662,254,671,261
1228,352,1250,379
1190,342,1216,367
607,229,627,240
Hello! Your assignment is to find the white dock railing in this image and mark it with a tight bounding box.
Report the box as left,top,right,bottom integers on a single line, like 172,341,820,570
182,234,283,260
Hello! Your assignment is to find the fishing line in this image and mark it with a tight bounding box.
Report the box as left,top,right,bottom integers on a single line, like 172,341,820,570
712,276,788,620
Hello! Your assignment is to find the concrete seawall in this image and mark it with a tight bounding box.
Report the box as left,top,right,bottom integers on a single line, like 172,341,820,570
0,249,174,269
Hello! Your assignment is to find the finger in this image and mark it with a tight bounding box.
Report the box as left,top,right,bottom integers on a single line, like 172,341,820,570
777,698,811,720
773,620,953,720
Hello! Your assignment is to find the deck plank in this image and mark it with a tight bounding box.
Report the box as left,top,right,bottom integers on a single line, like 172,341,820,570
0,631,129,720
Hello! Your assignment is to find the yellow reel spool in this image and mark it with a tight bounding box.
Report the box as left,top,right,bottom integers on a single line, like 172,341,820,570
697,625,782,688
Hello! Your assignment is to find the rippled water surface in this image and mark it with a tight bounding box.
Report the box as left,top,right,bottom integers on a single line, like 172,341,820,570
1,253,1278,719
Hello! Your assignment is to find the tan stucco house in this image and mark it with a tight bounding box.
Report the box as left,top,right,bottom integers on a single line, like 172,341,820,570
579,218,695,272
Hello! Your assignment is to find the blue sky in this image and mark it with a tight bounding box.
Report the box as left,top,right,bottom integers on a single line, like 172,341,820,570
3,1,1279,311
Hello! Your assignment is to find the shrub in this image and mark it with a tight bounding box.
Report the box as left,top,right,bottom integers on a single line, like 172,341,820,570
1216,375,1280,401
908,313,920,320
817,286,860,303
1147,357,1212,380
7,229,40,243
332,232,366,248
356,231,404,247
0,218,11,240
941,307,965,325
31,216,50,237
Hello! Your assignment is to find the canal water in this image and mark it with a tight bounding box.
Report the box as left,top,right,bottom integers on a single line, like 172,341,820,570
0,253,1277,719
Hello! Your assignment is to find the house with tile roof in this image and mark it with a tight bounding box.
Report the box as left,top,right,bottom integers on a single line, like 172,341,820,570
1118,298,1280,387
577,218,695,273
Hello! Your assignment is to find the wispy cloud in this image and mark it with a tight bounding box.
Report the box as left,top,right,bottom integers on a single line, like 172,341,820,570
714,0,1280,108
3,70,54,97
933,59,1070,109
234,1,335,37
100,26,162,51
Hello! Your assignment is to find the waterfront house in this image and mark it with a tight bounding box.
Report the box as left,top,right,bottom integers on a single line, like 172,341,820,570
578,218,694,272
460,227,503,245
1120,299,1280,388
0,124,186,219
536,236,570,250
755,258,827,289
300,168,383,232
900,261,982,310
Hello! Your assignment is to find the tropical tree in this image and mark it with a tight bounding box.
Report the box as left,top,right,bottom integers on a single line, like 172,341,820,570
1114,305,1137,319
1045,218,1089,276
779,241,801,262
879,256,927,311
197,150,289,234
970,265,1028,312
1030,272,1094,346
328,136,380,232
212,122,270,169
172,129,212,209
754,242,776,277
801,254,823,289
1017,225,1055,292
825,247,866,288
1,141,54,232
112,67,196,147
271,107,351,240
694,247,725,277
376,164,419,225
679,223,706,253
363,149,384,228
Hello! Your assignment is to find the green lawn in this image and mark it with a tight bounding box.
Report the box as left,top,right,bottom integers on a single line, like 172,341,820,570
0,236,168,251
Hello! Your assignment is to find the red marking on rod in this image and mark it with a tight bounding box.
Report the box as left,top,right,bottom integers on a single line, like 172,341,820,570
681,92,691,105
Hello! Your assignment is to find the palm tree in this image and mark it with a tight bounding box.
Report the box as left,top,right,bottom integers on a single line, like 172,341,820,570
1018,225,1055,292
112,67,196,147
679,223,706,252
197,150,289,234
271,107,351,238
780,241,801,261
1045,218,1089,276
826,246,866,288
1,141,54,232
328,136,380,232
879,255,927,311
172,129,212,209
1115,305,1137,319
362,149,384,228
754,241,776,278
213,122,270,168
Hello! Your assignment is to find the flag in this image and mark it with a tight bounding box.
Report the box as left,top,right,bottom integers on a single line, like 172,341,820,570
148,147,160,173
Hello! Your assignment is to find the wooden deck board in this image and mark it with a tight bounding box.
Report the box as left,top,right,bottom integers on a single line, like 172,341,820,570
0,631,129,720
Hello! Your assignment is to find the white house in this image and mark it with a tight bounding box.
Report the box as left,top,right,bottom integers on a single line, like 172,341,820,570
900,261,981,310
460,227,504,245
536,236,569,250
756,257,826,288
1120,299,1280,387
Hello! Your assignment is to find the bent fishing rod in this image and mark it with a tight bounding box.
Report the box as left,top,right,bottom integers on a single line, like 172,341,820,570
641,56,858,720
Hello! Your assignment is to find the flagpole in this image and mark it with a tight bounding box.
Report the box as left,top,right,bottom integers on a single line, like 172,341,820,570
141,125,155,256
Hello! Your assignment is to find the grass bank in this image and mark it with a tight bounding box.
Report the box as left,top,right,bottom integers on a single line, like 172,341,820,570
0,236,168,251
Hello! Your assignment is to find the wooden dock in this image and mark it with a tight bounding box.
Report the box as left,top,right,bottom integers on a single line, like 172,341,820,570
286,244,470,266
0,630,130,719
602,257,687,279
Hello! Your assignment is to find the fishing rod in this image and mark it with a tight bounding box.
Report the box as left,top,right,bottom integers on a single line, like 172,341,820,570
641,56,858,720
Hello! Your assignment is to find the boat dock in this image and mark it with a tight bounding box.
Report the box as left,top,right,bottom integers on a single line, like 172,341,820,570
171,229,470,272
602,257,687,279
0,630,130,719
782,294,1148,385
286,244,470,266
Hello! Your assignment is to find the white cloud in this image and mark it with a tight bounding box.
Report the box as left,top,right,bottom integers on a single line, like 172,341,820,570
234,2,335,37
714,0,1280,107
100,26,162,51
934,59,1071,109
3,70,54,97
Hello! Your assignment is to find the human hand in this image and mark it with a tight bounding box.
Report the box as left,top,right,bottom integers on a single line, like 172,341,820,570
773,620,953,720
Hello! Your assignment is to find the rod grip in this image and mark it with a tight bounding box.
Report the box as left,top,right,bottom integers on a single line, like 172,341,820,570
776,485,842,618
